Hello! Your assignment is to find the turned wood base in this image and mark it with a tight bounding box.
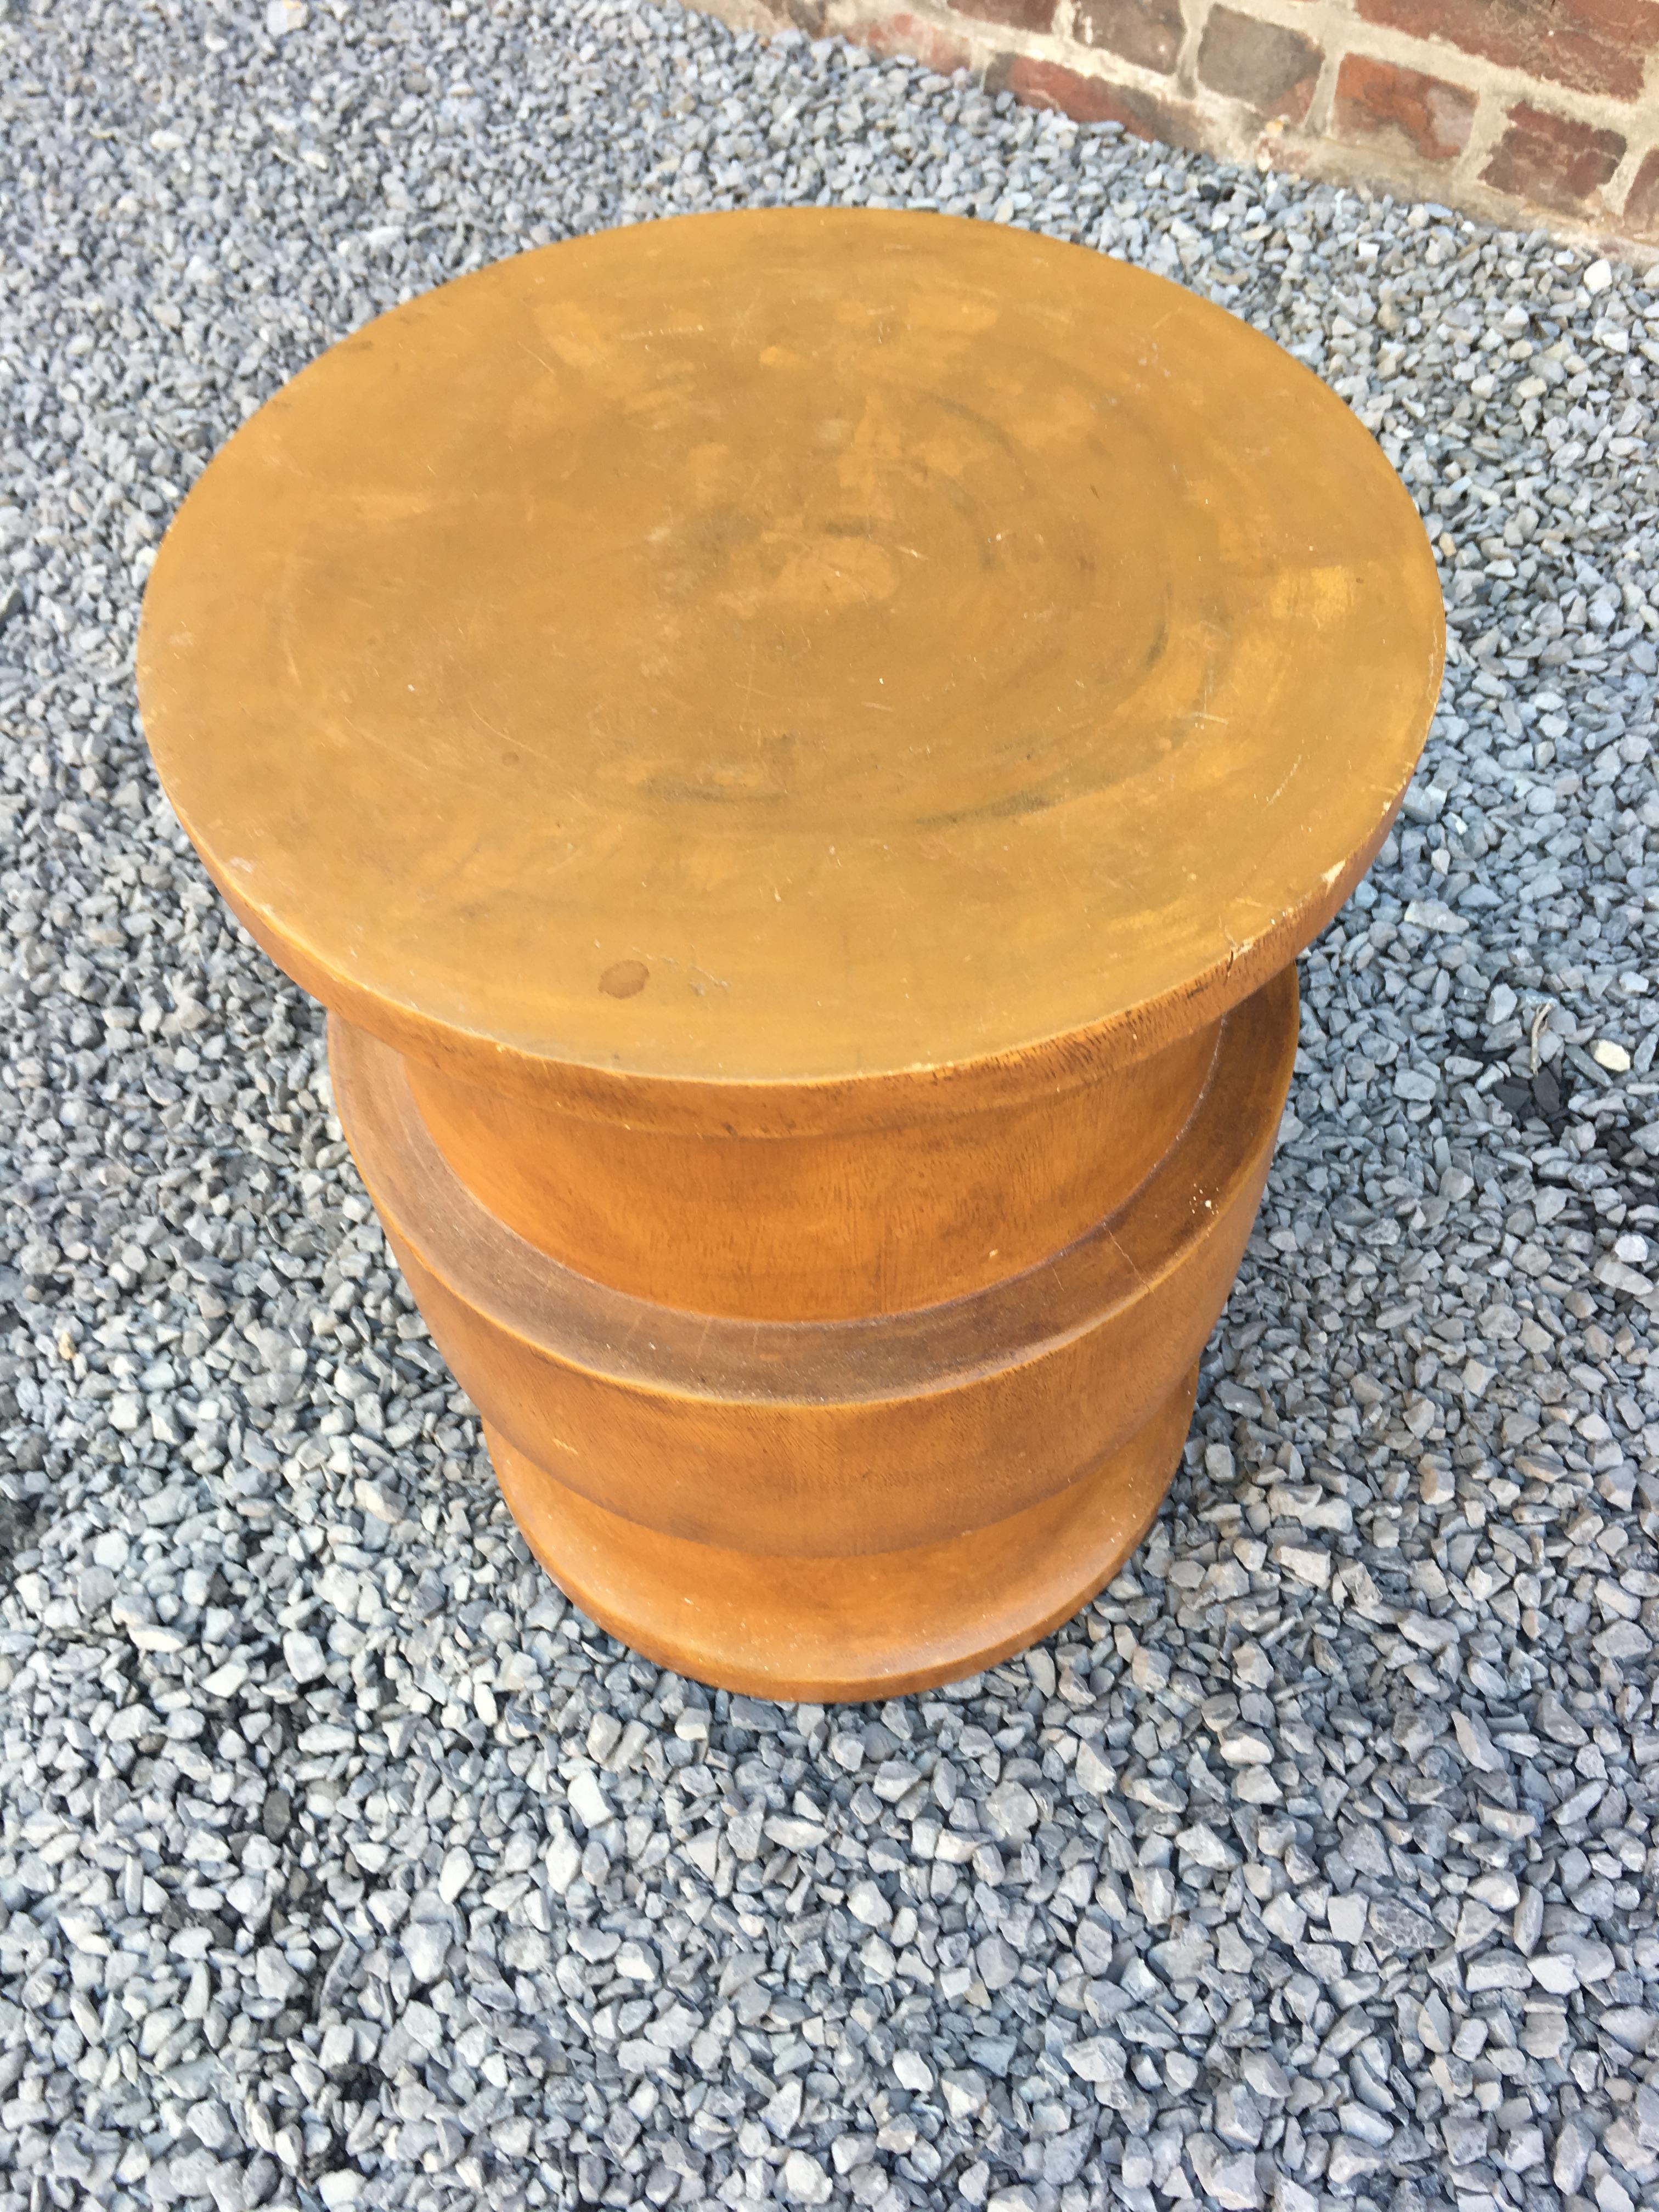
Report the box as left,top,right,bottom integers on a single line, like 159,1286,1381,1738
486,1387,1192,1703
328,966,1297,1700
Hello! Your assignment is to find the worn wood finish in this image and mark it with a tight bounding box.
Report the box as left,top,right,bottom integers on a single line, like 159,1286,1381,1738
137,208,1442,1118
403,1019,1221,1319
137,208,1442,1697
484,1386,1196,1705
328,972,1290,1694
328,969,1293,1564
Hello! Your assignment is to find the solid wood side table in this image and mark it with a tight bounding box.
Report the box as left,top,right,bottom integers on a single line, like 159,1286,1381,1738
137,209,1442,1701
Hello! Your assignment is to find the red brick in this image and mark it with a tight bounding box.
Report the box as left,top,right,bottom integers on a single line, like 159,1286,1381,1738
855,9,975,75
996,53,1200,143
1197,7,1323,122
1482,101,1626,211
1624,146,1659,235
946,0,1056,33
1333,52,1477,165
1356,0,1659,104
1075,0,1184,76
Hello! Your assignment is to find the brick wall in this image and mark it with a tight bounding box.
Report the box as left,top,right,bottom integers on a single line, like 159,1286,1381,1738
695,0,1659,249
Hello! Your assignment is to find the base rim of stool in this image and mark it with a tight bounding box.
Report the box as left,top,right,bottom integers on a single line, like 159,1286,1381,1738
486,1369,1195,1703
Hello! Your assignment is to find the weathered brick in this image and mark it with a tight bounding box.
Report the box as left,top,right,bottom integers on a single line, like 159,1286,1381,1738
1333,52,1477,165
1356,0,1659,105
1624,147,1659,236
946,0,1056,33
996,53,1199,144
1482,101,1626,211
1075,0,1184,76
1197,7,1323,123
855,8,974,75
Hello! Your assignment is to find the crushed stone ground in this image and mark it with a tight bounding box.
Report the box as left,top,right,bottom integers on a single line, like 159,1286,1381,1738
2,4,1658,2211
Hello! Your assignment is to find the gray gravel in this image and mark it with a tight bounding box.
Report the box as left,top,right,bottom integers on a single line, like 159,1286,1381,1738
3,3,1659,2210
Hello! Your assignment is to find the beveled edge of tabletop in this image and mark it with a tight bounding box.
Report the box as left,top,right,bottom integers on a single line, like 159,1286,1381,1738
196,785,1409,1137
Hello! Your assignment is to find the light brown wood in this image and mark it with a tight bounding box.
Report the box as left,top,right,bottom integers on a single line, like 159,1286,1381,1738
484,1386,1195,1705
328,970,1293,1565
136,208,1442,1697
327,968,1291,1695
137,208,1441,1122
402,1018,1220,1319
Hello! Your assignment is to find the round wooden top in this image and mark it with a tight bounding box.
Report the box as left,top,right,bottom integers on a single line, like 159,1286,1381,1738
138,209,1441,1118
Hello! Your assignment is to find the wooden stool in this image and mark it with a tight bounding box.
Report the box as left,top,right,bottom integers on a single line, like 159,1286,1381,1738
137,210,1442,1701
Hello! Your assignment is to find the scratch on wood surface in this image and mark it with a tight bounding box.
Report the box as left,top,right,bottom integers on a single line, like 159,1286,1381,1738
1261,753,1304,809
1102,1221,1150,1300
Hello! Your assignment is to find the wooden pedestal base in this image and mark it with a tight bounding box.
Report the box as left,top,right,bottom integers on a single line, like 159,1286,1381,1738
486,1386,1192,1703
328,966,1297,1700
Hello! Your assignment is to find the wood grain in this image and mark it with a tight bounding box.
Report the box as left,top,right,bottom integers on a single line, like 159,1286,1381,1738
328,965,1294,1565
484,1379,1196,1703
404,1018,1220,1318
138,209,1441,1696
138,208,1442,1126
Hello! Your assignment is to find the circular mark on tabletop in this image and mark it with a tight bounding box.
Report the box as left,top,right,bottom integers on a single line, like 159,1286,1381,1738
599,959,650,999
